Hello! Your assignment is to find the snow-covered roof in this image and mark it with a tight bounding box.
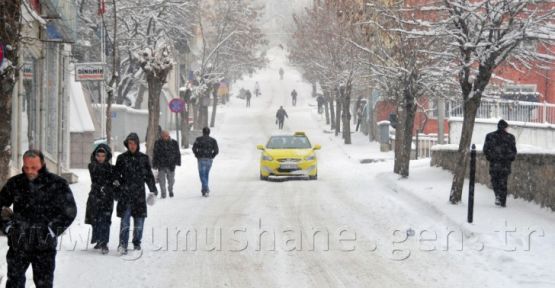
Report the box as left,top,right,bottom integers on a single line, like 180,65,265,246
69,75,95,133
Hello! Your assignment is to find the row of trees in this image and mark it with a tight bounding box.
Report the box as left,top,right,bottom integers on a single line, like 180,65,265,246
74,0,267,158
0,0,267,185
289,0,554,204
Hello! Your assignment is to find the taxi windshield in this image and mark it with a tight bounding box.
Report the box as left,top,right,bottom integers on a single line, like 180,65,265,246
266,136,312,149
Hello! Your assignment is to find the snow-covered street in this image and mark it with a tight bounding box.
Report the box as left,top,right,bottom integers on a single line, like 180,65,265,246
2,48,553,288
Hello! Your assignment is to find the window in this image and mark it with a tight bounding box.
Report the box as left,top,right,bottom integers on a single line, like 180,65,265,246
502,84,538,102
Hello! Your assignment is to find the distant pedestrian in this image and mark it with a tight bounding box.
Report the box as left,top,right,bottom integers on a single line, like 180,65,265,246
355,106,364,132
316,94,325,114
246,90,252,107
483,120,517,207
279,67,284,80
153,130,181,198
254,82,261,97
115,133,158,254
291,89,298,106
85,144,116,255
0,149,77,288
193,127,219,197
276,106,289,130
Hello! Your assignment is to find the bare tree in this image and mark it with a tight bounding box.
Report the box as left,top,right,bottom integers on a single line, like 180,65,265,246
194,0,267,128
0,0,22,185
289,0,366,144
425,0,555,203
353,2,449,177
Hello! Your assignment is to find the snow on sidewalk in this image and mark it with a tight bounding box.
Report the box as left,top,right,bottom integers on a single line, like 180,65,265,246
311,109,555,287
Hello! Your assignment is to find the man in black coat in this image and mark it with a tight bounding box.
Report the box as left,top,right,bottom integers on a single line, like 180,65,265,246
115,133,158,254
483,119,517,207
153,130,181,198
0,149,77,288
192,127,219,197
276,106,288,130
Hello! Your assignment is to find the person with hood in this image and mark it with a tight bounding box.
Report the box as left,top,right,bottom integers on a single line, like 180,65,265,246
276,106,288,130
85,144,116,254
192,127,219,197
153,130,181,198
114,133,158,254
0,149,77,288
483,119,517,207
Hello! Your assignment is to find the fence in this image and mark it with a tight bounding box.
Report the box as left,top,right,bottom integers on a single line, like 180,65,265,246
447,98,555,124
390,130,448,159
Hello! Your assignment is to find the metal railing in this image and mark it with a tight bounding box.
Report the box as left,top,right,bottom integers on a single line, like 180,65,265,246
447,98,555,124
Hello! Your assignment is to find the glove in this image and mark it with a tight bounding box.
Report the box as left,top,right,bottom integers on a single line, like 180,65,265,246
147,192,157,206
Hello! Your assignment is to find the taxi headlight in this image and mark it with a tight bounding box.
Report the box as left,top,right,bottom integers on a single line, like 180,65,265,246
305,154,316,161
262,154,273,161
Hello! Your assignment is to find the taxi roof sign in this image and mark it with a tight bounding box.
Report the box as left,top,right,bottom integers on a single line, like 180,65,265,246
294,132,306,136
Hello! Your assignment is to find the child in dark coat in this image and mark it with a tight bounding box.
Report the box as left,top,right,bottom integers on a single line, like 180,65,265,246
85,144,116,254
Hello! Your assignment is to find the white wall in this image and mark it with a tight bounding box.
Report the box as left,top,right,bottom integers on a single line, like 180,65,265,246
449,118,555,150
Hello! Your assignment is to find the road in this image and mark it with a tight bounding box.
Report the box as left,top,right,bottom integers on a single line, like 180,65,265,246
3,48,528,288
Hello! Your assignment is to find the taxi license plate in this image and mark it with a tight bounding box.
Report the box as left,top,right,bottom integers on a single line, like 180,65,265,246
280,163,298,170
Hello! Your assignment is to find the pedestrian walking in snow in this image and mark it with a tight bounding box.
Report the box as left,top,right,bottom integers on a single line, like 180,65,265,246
246,90,252,107
276,106,289,130
0,149,77,288
114,133,158,254
254,82,261,97
279,67,284,80
483,119,517,207
192,127,219,197
316,94,325,114
291,89,298,106
153,130,181,198
355,106,364,132
85,144,116,255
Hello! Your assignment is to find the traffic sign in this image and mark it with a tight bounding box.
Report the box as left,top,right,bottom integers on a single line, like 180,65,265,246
169,98,186,113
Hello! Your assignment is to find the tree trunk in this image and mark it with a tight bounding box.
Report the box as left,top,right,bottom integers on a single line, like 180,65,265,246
398,93,417,177
202,92,209,128
181,107,189,148
393,90,417,177
449,96,480,203
342,84,352,144
393,105,404,174
193,101,200,130
329,93,335,130
324,91,330,125
335,93,341,137
145,75,162,161
0,77,14,186
312,82,316,98
210,83,219,127
0,0,22,186
134,83,147,109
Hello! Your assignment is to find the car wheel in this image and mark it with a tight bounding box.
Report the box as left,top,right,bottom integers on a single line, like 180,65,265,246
309,174,317,180
260,174,268,181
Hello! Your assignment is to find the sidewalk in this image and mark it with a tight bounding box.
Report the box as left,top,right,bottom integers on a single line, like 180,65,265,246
314,111,555,287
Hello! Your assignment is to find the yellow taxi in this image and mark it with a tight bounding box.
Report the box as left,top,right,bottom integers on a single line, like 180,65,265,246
257,132,321,180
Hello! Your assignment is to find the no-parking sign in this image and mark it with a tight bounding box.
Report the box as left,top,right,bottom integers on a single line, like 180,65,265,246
169,98,186,113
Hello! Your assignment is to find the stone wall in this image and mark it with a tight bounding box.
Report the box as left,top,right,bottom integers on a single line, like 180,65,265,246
431,149,555,210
